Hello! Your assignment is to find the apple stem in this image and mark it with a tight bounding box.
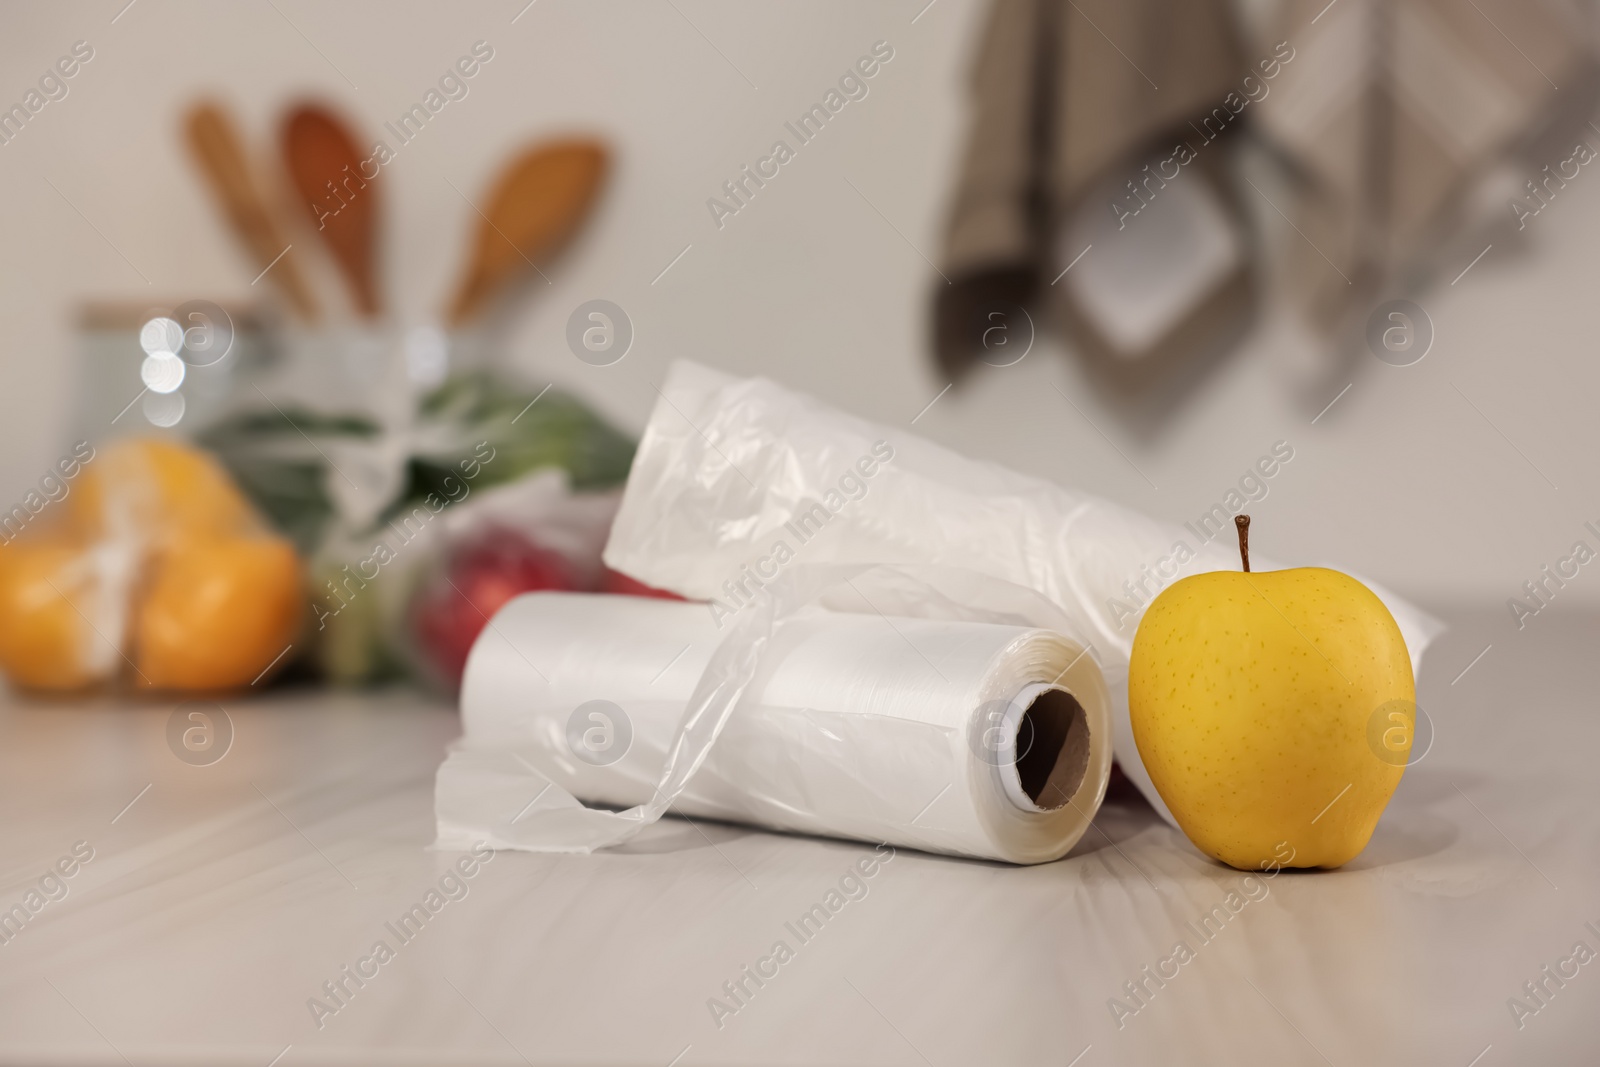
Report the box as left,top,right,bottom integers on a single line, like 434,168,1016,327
1235,514,1251,573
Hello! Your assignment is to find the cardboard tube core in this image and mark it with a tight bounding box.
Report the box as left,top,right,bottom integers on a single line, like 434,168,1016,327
1001,685,1092,813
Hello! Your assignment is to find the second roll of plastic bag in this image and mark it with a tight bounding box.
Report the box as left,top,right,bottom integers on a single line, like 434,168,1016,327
601,360,1443,825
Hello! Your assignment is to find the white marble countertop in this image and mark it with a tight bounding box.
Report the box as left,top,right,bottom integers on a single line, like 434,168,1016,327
1,606,1595,1066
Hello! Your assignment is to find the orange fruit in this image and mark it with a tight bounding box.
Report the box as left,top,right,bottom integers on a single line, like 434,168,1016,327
134,535,303,691
0,438,306,694
0,542,119,691
68,438,254,545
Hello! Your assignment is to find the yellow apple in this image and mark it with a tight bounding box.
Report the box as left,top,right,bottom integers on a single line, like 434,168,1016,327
1129,516,1414,870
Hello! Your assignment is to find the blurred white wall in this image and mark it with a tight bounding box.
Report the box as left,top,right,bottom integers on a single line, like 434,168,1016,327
1,0,1597,616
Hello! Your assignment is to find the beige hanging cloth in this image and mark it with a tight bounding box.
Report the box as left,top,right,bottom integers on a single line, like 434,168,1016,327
936,0,1250,383
1253,0,1596,334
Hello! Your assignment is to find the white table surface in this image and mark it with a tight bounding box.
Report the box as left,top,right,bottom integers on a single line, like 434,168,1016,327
1,606,1596,1067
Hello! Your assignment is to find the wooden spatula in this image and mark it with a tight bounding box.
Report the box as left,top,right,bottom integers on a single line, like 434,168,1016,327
183,102,319,322
446,139,609,327
282,104,381,318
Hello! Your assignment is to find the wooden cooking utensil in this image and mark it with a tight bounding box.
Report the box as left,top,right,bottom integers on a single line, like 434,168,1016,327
183,102,319,322
282,104,381,318
446,139,609,327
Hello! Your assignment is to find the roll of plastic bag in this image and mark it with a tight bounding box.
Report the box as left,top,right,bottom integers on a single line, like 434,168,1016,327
436,566,1115,863
600,360,1445,824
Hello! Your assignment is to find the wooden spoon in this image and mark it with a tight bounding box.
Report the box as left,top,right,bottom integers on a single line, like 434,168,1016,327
282,104,381,318
446,139,609,327
183,102,319,322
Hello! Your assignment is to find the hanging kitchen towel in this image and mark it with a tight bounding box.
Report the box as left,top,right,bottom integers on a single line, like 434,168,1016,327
1252,0,1596,334
936,0,1251,380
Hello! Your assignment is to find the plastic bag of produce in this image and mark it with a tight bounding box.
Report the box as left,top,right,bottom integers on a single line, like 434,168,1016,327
310,467,628,688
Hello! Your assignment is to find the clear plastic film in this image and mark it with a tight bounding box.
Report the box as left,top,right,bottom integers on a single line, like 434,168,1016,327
597,360,1444,825
435,564,1114,863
